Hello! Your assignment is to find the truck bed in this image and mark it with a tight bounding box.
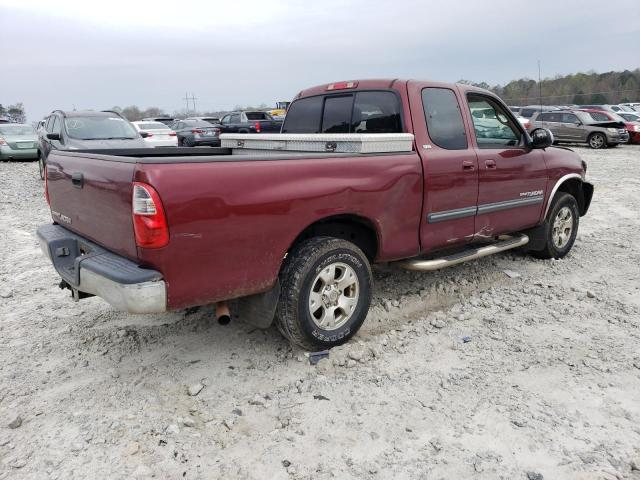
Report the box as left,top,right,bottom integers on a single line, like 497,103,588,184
44,146,423,309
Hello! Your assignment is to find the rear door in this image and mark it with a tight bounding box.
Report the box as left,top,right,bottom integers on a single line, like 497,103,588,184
408,81,479,251
464,92,547,236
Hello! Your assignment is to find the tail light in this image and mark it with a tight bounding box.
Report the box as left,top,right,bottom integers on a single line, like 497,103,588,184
191,129,205,134
132,183,169,248
168,132,177,136
255,121,261,133
44,166,50,205
0,137,7,146
326,81,358,91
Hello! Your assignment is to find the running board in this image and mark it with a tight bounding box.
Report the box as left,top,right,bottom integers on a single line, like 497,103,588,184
395,234,529,272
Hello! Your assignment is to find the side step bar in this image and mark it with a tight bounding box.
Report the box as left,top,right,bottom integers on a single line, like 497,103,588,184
395,234,529,272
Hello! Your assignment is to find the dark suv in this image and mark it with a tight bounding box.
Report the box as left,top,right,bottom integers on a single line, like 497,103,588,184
37,110,148,179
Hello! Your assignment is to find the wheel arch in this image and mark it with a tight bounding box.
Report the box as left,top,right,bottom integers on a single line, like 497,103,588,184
286,214,380,262
544,174,593,218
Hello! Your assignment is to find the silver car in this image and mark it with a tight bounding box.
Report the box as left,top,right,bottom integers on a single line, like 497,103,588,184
529,110,629,149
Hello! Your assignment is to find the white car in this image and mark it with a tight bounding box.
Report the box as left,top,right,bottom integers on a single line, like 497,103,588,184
132,121,178,147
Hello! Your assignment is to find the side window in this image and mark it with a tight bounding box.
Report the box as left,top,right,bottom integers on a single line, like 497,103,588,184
321,95,353,133
546,113,562,123
421,87,467,150
230,113,242,123
536,113,549,122
51,116,61,135
467,94,521,148
45,116,54,132
352,91,402,133
220,116,230,125
562,113,579,124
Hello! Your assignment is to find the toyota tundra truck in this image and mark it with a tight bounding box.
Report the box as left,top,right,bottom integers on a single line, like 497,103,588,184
37,79,593,350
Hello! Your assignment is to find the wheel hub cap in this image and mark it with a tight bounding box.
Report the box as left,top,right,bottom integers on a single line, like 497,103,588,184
308,262,359,331
552,206,573,248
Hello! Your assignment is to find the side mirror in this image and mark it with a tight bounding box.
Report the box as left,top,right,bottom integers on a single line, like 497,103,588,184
574,122,582,126
530,128,554,149
140,132,150,138
46,133,61,141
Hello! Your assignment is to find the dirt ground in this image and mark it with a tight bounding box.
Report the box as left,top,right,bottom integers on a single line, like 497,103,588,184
1,145,639,480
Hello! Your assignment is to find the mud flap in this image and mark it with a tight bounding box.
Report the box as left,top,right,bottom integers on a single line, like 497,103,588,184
235,280,281,329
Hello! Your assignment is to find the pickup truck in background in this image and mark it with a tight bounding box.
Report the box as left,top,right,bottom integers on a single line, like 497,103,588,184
215,111,283,134
37,79,593,350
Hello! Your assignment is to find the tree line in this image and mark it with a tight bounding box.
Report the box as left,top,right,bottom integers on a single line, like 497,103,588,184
0,103,26,123
460,68,640,106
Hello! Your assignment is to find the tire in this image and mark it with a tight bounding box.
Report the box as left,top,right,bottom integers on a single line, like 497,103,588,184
38,154,45,180
276,237,372,350
588,132,606,149
532,193,580,259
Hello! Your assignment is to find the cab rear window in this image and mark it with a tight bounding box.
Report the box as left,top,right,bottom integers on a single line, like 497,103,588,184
282,91,402,134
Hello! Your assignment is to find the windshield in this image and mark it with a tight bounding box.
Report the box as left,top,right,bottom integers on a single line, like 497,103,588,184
64,116,139,140
0,124,36,135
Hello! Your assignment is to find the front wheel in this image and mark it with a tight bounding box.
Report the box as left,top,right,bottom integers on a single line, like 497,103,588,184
276,237,372,350
588,132,606,149
532,193,579,259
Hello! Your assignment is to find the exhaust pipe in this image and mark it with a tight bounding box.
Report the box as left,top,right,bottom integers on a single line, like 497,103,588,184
216,301,231,325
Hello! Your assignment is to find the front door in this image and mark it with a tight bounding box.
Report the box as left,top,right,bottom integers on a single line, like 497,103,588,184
408,82,479,251
464,93,547,237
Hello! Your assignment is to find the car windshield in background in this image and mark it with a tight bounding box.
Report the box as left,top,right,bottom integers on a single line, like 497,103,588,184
619,113,640,122
245,112,272,120
64,116,138,140
0,124,35,135
137,122,169,130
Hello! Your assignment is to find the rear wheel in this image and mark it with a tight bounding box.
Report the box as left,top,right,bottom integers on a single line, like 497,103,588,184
588,132,606,149
276,237,372,350
532,193,579,259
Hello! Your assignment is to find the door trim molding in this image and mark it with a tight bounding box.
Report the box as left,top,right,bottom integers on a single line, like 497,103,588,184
427,195,544,223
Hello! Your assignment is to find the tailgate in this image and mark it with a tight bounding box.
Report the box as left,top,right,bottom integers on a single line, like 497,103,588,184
46,152,138,260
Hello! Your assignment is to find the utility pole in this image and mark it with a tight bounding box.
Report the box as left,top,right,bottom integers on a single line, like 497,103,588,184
538,60,542,108
190,93,198,114
183,93,191,114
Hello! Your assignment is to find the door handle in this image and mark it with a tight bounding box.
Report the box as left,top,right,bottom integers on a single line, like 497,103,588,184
462,160,475,171
71,172,84,188
485,159,497,169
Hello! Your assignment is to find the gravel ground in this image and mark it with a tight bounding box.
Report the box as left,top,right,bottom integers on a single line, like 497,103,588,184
1,145,639,480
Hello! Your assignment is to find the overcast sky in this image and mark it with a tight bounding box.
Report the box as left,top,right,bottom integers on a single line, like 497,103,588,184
1,0,638,121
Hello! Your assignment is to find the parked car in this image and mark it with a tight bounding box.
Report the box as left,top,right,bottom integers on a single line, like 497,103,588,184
216,111,283,134
529,110,628,148
577,104,630,113
620,103,640,112
37,110,148,179
185,116,220,124
170,119,220,146
37,78,593,350
0,117,10,124
0,123,39,161
142,117,175,126
518,105,559,119
132,121,178,147
587,110,640,144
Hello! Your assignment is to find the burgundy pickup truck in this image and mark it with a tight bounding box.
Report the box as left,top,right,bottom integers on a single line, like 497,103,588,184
38,79,593,349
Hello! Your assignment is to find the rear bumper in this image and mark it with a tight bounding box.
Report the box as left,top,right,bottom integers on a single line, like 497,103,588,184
36,224,166,313
0,146,38,160
193,139,221,146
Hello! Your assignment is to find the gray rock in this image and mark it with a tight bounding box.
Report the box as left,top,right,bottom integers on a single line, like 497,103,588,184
526,472,544,480
8,416,22,429
166,424,180,435
430,318,446,329
187,383,204,396
587,290,596,299
183,417,196,428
